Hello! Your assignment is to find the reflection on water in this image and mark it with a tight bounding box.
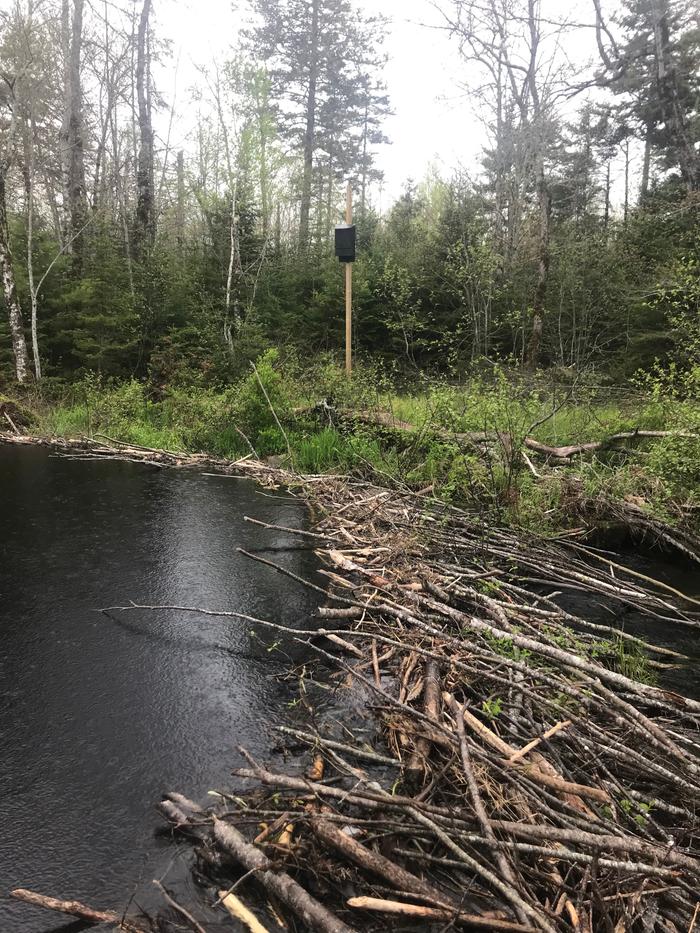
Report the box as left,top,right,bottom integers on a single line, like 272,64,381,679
0,445,319,931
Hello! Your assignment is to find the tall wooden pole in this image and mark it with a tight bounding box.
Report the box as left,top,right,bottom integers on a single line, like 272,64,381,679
345,180,353,376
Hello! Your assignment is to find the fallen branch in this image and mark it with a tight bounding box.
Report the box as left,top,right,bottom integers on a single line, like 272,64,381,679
218,890,271,933
311,816,459,911
213,817,357,933
405,658,441,787
10,888,146,931
153,879,206,933
346,896,538,931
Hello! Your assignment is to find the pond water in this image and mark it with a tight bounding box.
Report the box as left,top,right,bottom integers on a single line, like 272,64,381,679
0,445,321,932
553,544,700,699
1,444,698,931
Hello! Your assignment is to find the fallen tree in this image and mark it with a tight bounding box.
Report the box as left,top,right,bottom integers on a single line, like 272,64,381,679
340,406,698,463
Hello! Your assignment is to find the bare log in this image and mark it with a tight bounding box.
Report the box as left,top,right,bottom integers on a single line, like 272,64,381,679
212,817,357,933
10,888,146,931
346,895,538,931
522,429,698,460
219,890,271,932
444,693,609,806
405,658,441,787
310,815,458,910
489,821,700,873
334,408,697,461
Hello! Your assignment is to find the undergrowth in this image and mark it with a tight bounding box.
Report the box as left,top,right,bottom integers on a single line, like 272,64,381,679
15,351,700,534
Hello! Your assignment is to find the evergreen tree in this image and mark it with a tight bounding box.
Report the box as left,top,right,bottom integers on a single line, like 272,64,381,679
246,0,388,250
597,0,700,192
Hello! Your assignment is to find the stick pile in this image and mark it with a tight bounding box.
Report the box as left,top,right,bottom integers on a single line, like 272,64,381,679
5,436,699,931
151,473,700,932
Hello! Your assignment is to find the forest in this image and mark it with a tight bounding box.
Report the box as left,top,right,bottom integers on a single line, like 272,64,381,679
3,3,700,931
0,0,699,527
0,0,698,380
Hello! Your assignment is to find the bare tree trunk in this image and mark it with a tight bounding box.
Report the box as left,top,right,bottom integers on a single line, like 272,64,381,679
176,149,185,251
603,158,611,230
224,186,242,349
298,0,319,251
135,0,155,249
274,202,281,253
61,0,87,271
624,138,630,223
110,105,135,299
92,69,115,212
360,100,369,221
492,62,507,271
525,164,550,370
253,80,271,239
0,171,31,384
324,147,334,242
640,126,651,200
43,163,64,245
210,65,243,347
60,0,70,223
23,114,41,380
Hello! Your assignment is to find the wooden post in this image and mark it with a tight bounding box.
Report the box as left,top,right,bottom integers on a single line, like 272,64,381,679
345,180,353,376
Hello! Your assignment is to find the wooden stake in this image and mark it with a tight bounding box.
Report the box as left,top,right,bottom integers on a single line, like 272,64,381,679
345,180,353,376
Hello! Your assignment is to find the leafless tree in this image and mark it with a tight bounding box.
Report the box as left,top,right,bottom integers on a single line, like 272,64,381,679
135,0,154,248
435,0,576,368
60,0,87,269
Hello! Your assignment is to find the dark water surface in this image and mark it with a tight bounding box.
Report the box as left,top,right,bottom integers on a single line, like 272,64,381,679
553,546,700,699
0,445,321,931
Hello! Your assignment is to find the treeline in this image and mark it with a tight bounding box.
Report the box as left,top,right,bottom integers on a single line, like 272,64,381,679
0,0,698,389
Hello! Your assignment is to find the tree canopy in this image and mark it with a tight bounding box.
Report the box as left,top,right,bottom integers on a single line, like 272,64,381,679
0,0,698,388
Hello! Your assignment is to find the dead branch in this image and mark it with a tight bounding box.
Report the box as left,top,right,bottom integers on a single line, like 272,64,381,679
10,889,147,931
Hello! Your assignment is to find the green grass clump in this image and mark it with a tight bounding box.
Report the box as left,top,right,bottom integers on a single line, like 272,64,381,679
22,355,700,537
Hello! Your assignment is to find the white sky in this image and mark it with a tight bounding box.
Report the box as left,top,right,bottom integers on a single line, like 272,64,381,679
156,0,636,207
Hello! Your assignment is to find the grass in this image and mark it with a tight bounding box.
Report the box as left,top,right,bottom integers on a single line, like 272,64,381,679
15,354,700,535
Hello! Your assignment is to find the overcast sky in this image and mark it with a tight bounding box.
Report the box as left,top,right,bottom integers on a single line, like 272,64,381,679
156,0,635,208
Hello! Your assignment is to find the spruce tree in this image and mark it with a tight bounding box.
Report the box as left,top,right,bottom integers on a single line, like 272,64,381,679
247,0,388,250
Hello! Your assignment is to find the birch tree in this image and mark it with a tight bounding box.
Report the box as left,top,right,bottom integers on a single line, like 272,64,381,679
0,76,30,384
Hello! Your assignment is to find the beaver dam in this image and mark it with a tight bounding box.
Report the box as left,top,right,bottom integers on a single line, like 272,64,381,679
6,435,700,933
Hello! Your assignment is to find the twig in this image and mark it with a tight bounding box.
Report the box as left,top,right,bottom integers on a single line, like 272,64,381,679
153,879,206,933
251,361,293,466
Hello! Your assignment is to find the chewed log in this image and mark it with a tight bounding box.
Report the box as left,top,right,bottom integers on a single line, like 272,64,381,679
405,658,441,788
311,815,458,910
219,890,271,932
346,896,538,931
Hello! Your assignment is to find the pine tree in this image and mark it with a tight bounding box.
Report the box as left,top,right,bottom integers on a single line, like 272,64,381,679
247,0,388,250
596,0,700,192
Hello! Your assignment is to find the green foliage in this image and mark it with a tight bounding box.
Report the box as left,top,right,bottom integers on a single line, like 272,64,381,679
29,356,700,539
593,637,656,686
293,426,397,477
481,697,503,720
620,798,653,828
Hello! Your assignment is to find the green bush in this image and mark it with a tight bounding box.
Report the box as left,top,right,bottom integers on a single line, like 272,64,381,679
25,357,700,536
